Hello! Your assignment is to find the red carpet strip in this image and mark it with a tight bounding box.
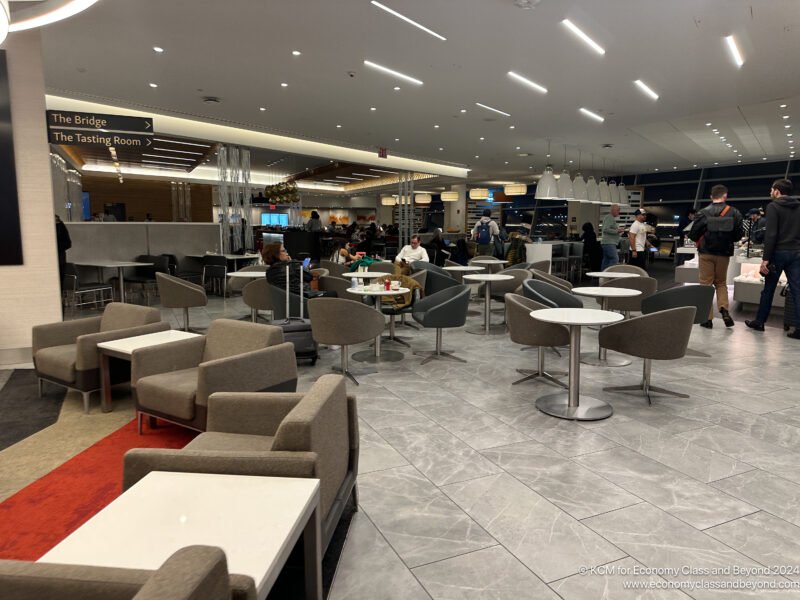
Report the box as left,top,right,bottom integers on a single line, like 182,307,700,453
0,419,195,560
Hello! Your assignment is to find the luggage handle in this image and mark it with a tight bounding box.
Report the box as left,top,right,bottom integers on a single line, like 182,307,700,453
283,262,305,323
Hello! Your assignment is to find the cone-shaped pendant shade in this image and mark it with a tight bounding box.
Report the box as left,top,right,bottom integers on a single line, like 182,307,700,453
598,177,611,203
617,182,628,204
586,176,599,202
557,170,574,199
534,166,558,199
572,173,587,200
608,181,619,204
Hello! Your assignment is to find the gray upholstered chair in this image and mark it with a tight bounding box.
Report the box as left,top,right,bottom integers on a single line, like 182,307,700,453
642,284,715,357
601,276,658,315
0,545,256,600
131,320,294,433
412,284,470,364
600,306,696,405
522,279,583,309
529,260,551,273
266,281,308,320
411,261,451,278
242,278,272,322
505,294,568,387
307,297,385,385
318,275,353,298
367,261,396,274
422,268,458,296
604,264,648,276
531,268,573,292
227,265,267,294
470,255,502,273
124,375,357,555
156,273,208,332
320,259,348,278
489,269,531,302
33,303,168,413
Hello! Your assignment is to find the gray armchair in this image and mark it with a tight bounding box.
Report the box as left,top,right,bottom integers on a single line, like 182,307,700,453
604,264,648,276
422,268,458,296
522,279,583,309
124,375,358,553
412,284,471,364
601,276,657,315
131,319,294,433
489,268,531,302
227,265,267,294
156,273,208,332
642,284,715,357
242,278,272,322
601,306,696,405
318,275,352,298
33,303,168,413
531,268,573,292
505,294,568,387
320,259,348,278
529,260,551,273
0,545,256,600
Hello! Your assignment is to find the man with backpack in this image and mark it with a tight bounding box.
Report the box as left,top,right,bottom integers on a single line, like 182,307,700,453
689,184,743,328
472,209,500,257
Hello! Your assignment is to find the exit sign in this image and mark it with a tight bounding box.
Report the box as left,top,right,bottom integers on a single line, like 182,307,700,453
378,147,388,158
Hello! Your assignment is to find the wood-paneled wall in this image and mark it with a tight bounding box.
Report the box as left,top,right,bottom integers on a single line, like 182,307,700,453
82,176,213,222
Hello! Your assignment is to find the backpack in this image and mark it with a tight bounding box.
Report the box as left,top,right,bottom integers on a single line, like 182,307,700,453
476,221,492,245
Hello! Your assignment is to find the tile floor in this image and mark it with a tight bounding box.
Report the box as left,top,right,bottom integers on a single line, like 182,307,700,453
9,281,800,599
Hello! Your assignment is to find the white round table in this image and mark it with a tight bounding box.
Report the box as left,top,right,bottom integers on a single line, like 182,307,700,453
228,270,267,279
530,308,623,421
443,264,485,284
585,271,640,280
471,259,508,265
572,287,642,367
463,273,514,334
342,271,388,279
346,286,410,363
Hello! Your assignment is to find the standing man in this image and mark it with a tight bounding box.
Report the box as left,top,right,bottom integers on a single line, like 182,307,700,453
628,209,649,271
689,184,743,328
600,203,622,270
472,208,500,257
746,179,800,337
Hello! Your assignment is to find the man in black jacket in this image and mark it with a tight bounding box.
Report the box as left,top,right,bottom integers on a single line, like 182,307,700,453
689,184,743,328
746,179,800,336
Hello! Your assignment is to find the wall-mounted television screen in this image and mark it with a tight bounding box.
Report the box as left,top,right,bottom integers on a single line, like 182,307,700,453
261,213,288,226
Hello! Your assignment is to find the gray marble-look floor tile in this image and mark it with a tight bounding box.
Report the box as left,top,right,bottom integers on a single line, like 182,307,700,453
357,393,433,431
480,440,642,519
597,397,712,434
328,512,432,600
442,473,626,583
417,400,530,450
359,419,410,474
358,466,496,569
377,420,503,486
768,406,800,430
711,469,800,528
705,511,800,582
412,545,559,600
575,447,758,530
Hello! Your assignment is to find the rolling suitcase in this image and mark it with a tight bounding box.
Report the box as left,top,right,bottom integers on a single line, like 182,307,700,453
783,285,798,331
271,263,319,364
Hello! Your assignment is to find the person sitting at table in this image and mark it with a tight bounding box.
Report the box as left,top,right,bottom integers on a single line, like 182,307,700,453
394,235,430,264
330,239,357,265
262,242,314,297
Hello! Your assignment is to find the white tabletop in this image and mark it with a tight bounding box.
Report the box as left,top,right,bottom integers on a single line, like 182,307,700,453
74,260,153,268
228,270,267,279
346,286,410,296
676,247,697,254
572,286,642,298
341,271,390,279
443,265,485,272
471,259,508,265
40,472,319,600
530,308,624,327
187,253,261,261
463,273,515,282
585,271,640,279
97,330,200,356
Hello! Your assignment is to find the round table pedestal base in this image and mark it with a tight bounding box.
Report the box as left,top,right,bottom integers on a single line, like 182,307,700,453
536,392,614,421
352,348,405,363
466,324,507,335
580,352,632,367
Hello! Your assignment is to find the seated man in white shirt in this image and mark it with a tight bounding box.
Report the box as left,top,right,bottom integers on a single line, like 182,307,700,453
394,235,430,264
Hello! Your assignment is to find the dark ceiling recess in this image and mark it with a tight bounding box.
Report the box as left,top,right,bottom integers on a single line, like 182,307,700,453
58,137,216,173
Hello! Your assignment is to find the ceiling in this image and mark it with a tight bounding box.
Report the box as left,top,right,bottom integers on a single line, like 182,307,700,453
36,0,800,184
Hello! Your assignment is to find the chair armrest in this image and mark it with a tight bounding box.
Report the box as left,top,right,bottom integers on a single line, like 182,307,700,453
207,392,305,436
196,342,298,407
0,560,151,599
32,317,102,355
123,448,317,491
75,322,170,371
130,336,206,384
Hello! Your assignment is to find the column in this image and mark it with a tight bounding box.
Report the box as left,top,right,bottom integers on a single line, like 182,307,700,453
444,184,466,232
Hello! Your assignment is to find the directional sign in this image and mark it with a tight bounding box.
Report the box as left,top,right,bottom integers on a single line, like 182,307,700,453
47,129,153,148
46,110,153,133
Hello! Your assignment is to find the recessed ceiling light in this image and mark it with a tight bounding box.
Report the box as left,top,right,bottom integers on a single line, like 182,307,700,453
394,138,399,141
786,125,792,128
712,128,719,132
438,147,444,151
479,137,485,141
579,107,605,123
507,71,548,94
460,109,466,113
474,155,479,158
504,161,509,165
363,59,423,85
259,107,266,111
336,124,342,128
370,107,377,111
654,168,659,171
783,115,790,119
673,166,677,169
724,35,744,67
634,79,659,100
726,143,733,147
292,50,302,56
737,159,742,163
780,104,788,108
509,125,515,129
280,82,288,87
561,19,605,55
714,162,719,165
705,122,712,127
693,164,698,167
789,133,794,137
149,83,158,88
370,0,447,41
153,46,164,53
475,102,511,117
515,146,521,150
434,124,440,128
393,86,400,91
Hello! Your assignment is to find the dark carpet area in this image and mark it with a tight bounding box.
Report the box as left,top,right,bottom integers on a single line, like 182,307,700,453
0,370,65,451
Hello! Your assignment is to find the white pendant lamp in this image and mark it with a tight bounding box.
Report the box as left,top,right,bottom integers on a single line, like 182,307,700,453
608,180,619,204
586,175,599,202
504,183,527,196
441,191,459,202
598,177,611,203
0,0,9,45
381,196,396,206
415,193,431,205
535,166,558,199
557,169,573,199
618,182,628,204
572,173,587,200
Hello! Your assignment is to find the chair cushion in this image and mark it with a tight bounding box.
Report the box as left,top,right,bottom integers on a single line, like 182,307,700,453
136,368,198,420
35,344,77,383
185,432,275,453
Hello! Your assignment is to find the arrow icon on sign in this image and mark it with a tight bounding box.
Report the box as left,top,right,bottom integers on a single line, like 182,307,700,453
145,121,152,130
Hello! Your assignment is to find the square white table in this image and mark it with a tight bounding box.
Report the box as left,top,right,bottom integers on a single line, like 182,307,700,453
96,330,200,412
39,472,322,600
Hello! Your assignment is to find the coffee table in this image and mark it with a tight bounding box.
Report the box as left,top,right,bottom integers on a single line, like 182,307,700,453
463,273,514,334
97,330,201,412
530,308,622,420
39,471,321,600
346,286,410,363
572,286,641,367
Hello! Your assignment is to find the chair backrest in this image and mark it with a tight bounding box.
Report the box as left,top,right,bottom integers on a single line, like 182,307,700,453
522,279,583,309
228,265,267,292
319,259,347,278
266,281,307,320
242,278,272,311
271,374,350,521
491,269,531,296
156,272,207,309
203,319,283,362
642,284,714,325
100,302,162,332
203,255,227,278
411,261,451,278
505,293,570,348
602,276,658,311
599,306,696,360
470,255,494,264
133,545,235,600
605,263,647,276
529,260,551,273
531,268,573,291
412,284,471,328
318,275,352,298
425,268,459,296
307,297,386,346
368,261,395,274
409,269,427,291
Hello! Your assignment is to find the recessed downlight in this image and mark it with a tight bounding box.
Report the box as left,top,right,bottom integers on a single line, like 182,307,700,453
370,107,377,111
149,82,158,88
509,125,515,129
780,104,788,108
393,86,400,91
434,124,440,128
438,147,444,151
706,122,712,127
280,82,288,87
460,109,466,113
292,50,301,56
153,46,164,53
259,107,266,111
336,124,342,128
